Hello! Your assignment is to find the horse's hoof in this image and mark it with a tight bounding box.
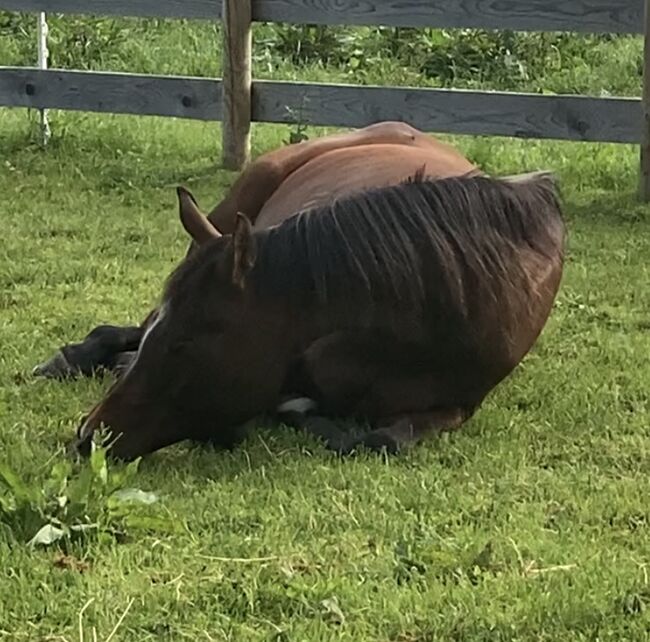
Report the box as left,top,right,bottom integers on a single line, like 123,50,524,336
32,351,79,380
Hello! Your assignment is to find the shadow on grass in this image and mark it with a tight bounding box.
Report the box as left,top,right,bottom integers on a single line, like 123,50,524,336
563,187,650,226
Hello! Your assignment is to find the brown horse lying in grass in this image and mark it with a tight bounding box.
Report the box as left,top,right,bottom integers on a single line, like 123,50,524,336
34,122,478,380
65,125,566,461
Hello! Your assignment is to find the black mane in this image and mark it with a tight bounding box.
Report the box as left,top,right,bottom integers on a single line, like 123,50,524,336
165,171,565,317
252,171,564,308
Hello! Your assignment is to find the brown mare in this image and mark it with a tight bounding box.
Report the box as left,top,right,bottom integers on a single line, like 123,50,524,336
34,122,566,460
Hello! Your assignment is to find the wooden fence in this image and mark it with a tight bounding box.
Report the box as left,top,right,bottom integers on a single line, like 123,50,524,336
1,1,650,197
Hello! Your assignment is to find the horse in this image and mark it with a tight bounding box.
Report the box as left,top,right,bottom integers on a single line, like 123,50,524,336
69,148,565,461
33,122,480,379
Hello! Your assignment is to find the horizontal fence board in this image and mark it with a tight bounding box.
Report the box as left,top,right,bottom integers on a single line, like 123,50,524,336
0,68,641,144
255,0,643,35
0,0,642,33
253,81,641,144
0,67,222,119
0,0,221,19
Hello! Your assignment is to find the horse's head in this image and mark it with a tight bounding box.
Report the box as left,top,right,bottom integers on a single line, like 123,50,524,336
74,188,288,460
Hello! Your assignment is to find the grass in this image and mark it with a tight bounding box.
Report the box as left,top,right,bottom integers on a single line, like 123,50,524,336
2,14,650,642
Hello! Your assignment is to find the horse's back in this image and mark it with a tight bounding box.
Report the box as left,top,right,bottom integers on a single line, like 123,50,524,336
255,142,478,229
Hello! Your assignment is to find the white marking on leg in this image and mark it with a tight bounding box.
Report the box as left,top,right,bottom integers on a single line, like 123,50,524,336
276,397,317,415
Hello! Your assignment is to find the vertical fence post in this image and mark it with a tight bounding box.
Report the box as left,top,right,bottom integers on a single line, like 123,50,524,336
222,0,252,170
640,0,650,201
37,11,51,146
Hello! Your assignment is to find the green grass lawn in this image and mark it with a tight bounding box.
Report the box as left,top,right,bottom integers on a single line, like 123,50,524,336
2,14,650,641
1,107,649,641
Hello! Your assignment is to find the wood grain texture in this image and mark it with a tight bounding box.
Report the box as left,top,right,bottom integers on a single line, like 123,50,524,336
0,0,220,19
254,0,643,35
1,0,640,33
253,81,641,144
222,0,252,170
1,68,640,144
0,67,222,119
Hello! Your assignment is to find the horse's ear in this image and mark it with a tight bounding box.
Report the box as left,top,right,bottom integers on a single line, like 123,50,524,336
232,212,257,289
177,186,221,245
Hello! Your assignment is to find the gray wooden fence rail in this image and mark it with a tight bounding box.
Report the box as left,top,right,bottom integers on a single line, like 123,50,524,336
1,0,649,198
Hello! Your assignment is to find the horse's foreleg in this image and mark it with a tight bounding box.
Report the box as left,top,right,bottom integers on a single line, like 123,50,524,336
279,405,473,455
276,337,481,455
339,407,472,455
33,325,143,379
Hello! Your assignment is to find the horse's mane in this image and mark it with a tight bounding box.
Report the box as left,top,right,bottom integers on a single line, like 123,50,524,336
165,171,565,320
251,170,565,310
